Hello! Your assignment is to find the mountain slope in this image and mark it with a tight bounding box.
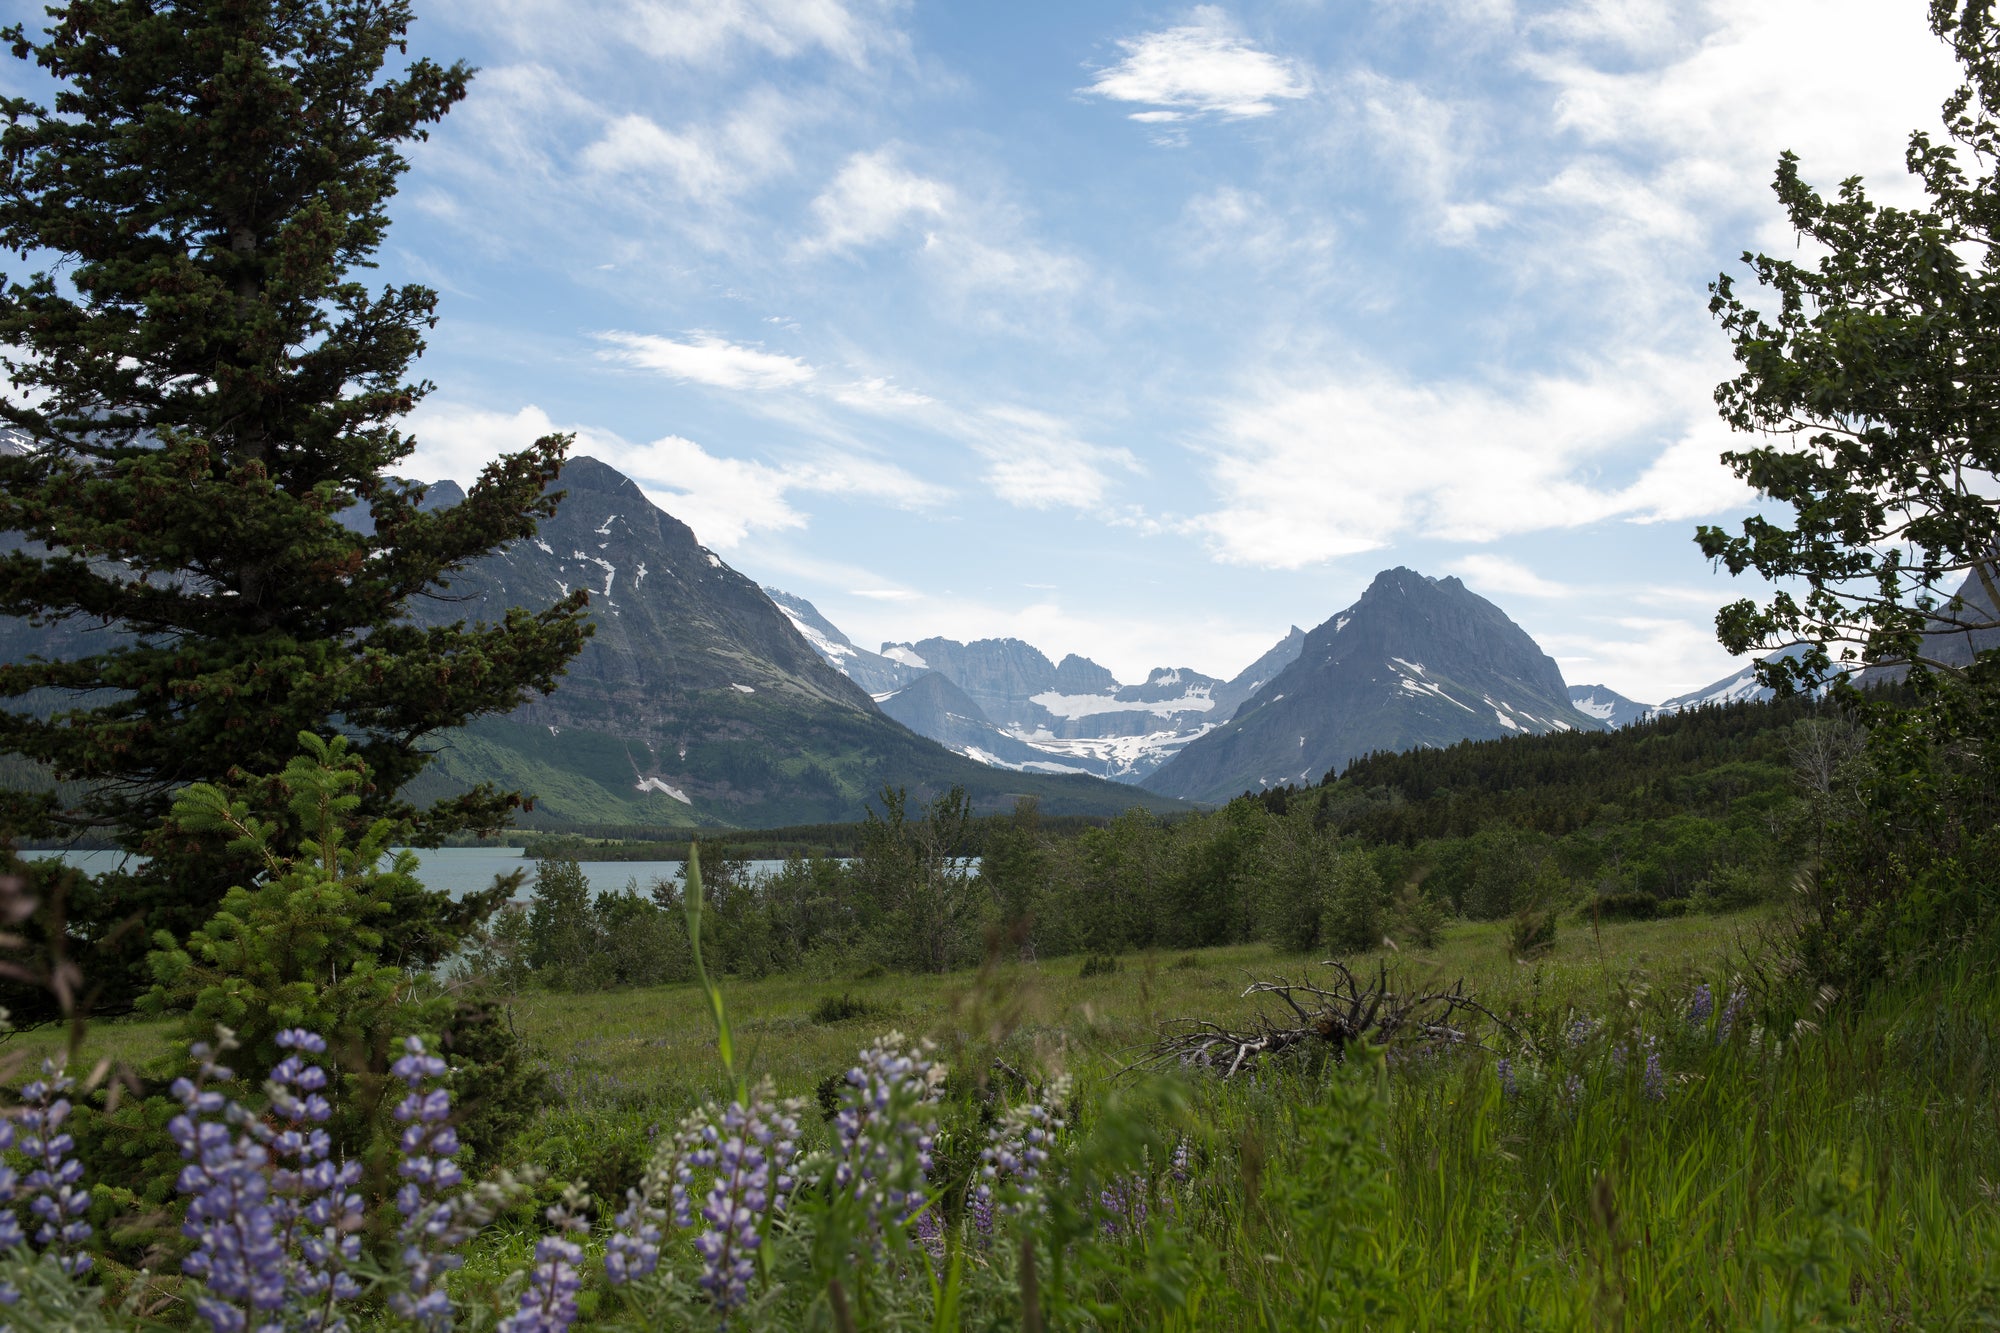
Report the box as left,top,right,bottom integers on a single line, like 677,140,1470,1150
1141,568,1602,804
1570,684,1652,728
762,587,924,697
360,457,1187,826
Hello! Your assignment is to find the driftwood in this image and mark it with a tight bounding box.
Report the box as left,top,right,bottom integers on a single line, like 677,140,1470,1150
1131,959,1509,1080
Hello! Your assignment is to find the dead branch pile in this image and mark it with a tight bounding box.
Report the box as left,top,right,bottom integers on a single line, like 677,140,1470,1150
1131,960,1507,1080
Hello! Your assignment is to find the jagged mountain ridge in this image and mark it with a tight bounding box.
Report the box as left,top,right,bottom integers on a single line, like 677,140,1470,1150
1140,568,1605,804
766,589,1307,781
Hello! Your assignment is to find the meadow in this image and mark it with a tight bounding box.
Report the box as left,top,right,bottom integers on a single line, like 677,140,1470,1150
36,903,2000,1329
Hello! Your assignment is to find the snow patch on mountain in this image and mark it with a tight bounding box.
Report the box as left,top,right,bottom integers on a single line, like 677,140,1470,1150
883,645,929,669
635,776,691,804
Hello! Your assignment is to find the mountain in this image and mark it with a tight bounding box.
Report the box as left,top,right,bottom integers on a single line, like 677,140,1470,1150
814,622,1306,782
1569,684,1652,728
387,457,1194,827
1645,644,1818,719
1854,564,2000,684
0,454,1177,830
761,587,924,697
1140,568,1604,804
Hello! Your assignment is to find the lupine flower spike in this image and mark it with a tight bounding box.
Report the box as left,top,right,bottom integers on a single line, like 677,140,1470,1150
500,1184,589,1333
17,1061,91,1278
687,1083,804,1316
389,1037,466,1332
833,1033,945,1246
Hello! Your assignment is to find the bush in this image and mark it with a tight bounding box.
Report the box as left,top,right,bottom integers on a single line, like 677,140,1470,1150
1080,952,1121,978
1508,907,1559,958
1587,891,1659,922
1392,882,1447,949
811,991,877,1024
1171,953,1202,970
1321,849,1385,955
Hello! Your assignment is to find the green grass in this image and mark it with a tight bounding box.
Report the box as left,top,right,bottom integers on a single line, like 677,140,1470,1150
43,906,2000,1327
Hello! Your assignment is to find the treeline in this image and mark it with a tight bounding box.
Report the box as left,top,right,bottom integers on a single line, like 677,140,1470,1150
516,810,1124,863
467,694,1840,991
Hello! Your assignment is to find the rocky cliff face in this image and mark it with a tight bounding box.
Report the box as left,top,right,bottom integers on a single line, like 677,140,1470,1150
1141,568,1601,803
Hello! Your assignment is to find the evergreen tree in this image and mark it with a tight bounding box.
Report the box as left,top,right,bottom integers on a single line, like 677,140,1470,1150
0,1,589,998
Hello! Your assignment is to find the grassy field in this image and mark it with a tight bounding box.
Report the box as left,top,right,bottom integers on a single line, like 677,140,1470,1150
36,905,2000,1329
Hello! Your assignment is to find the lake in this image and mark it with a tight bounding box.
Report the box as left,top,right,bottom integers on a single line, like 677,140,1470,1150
23,846,799,901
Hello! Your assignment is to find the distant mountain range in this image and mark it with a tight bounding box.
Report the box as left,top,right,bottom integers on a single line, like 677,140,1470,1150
763,588,1305,783
14,446,1985,826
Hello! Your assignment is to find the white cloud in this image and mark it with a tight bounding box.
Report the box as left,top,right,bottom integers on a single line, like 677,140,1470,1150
598,331,817,391
1544,615,1741,705
832,377,934,411
1188,352,1752,568
1084,7,1311,125
578,94,795,206
803,149,951,254
1448,554,1573,599
955,405,1140,511
404,401,947,550
919,232,1088,301
450,0,906,68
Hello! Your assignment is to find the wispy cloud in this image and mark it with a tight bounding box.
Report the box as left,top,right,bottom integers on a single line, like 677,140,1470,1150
802,148,951,254
1187,352,1751,569
598,331,817,391
1083,6,1311,128
447,0,908,69
404,401,947,549
1448,554,1573,599
956,405,1141,511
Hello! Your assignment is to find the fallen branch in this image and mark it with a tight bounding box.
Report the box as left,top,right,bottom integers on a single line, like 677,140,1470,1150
1130,959,1509,1080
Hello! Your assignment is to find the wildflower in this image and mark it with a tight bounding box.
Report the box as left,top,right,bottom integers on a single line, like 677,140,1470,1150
686,1085,802,1316
266,1031,363,1331
1563,1074,1585,1107
832,1033,944,1243
966,1188,994,1241
388,1037,466,1331
1496,1057,1519,1100
975,1075,1067,1222
1642,1038,1666,1102
912,1205,945,1270
170,1040,287,1333
1565,1016,1595,1048
17,1060,91,1277
1098,1177,1149,1239
1717,987,1748,1043
499,1185,588,1333
1169,1138,1192,1184
1610,1042,1627,1073
1687,983,1713,1026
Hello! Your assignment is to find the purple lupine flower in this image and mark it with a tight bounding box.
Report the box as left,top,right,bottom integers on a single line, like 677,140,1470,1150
1098,1177,1149,1240
0,1106,20,1311
912,1205,945,1271
1642,1038,1666,1102
17,1060,92,1277
832,1033,944,1245
966,1188,994,1242
1169,1139,1191,1185
499,1186,588,1333
1687,983,1714,1027
1565,1016,1595,1048
170,1039,288,1333
1496,1057,1518,1100
974,1075,1067,1224
1717,987,1748,1043
266,1030,363,1333
1563,1074,1584,1107
388,1037,466,1331
685,1086,802,1316
1610,1042,1628,1073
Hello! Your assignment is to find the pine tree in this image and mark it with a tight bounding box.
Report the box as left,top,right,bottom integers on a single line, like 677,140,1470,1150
0,1,589,1000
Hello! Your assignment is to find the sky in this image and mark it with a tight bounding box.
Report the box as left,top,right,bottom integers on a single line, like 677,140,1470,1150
16,0,1972,703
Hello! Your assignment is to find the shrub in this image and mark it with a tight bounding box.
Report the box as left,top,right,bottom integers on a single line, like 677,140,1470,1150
1321,849,1385,955
1393,881,1448,949
1508,907,1559,958
1080,952,1122,978
812,991,878,1024
1588,891,1659,922
1171,953,1202,970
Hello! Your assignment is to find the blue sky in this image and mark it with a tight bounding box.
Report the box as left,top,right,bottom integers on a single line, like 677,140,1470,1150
22,1,1970,702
